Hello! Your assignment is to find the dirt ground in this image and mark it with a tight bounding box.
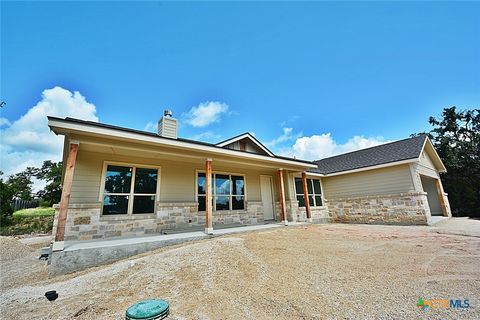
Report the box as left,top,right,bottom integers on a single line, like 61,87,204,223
1,221,479,319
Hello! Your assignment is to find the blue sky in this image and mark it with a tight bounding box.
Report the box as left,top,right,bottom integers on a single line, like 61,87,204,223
1,1,479,179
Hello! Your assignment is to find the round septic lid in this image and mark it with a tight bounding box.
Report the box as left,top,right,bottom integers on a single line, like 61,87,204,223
125,299,169,320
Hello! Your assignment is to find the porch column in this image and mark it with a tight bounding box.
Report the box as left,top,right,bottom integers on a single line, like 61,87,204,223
277,169,287,225
205,158,213,234
301,172,311,222
55,140,79,242
435,179,449,217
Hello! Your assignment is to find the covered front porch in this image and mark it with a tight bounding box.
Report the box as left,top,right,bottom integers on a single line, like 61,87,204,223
52,133,323,245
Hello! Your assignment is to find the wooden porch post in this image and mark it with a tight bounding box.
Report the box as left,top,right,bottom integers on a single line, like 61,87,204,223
205,158,213,234
55,141,79,242
435,179,449,217
277,169,287,225
301,172,311,221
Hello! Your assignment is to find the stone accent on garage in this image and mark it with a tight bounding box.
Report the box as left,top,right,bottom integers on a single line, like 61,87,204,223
54,200,267,241
325,191,431,225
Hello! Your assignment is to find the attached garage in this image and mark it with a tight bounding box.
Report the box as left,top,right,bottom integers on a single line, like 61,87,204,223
311,135,451,225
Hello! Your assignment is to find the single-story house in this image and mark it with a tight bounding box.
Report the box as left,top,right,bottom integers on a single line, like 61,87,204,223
47,112,451,245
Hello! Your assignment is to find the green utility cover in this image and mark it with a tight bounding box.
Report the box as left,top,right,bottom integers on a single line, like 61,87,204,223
125,299,169,320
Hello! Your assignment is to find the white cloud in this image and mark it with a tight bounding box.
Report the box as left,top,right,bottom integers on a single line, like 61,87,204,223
0,117,11,127
265,127,302,148
183,101,229,127
144,121,156,132
278,133,389,160
0,86,98,190
189,131,222,143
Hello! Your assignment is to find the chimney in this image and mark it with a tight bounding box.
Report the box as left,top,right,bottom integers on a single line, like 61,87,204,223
158,109,178,139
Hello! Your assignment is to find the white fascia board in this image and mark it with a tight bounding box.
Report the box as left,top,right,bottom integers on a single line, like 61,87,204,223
322,158,419,177
216,133,250,147
308,172,325,177
48,119,317,169
216,133,274,157
303,172,325,177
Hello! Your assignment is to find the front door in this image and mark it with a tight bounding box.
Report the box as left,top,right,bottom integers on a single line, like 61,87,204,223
260,175,275,220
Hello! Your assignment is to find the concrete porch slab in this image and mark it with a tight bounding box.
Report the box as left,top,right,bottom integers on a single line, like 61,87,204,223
50,223,284,274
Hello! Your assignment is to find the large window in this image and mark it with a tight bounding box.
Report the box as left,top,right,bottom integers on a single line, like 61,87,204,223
102,164,159,215
294,177,322,207
197,172,245,211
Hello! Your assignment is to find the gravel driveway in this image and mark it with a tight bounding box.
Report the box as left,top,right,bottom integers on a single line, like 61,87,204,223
1,220,479,319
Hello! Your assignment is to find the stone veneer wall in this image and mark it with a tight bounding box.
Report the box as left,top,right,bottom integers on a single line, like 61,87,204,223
274,200,330,223
54,200,266,241
325,191,431,225
275,200,296,222
296,206,331,223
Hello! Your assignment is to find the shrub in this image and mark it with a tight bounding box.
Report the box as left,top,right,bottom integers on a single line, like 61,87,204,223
0,180,14,226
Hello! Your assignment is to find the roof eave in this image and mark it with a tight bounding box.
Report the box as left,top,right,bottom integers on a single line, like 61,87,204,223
48,117,317,169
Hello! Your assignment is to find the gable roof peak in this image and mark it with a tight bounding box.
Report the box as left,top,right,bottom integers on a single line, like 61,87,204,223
216,132,274,157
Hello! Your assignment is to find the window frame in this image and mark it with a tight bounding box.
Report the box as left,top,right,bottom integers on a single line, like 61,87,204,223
195,169,247,212
293,176,324,207
99,161,161,216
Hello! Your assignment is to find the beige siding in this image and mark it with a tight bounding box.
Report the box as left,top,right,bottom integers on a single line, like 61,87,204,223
417,151,439,178
322,164,414,199
70,150,274,204
70,152,103,203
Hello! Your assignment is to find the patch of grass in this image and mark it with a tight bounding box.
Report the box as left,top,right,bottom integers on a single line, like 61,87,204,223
13,207,55,218
1,207,54,236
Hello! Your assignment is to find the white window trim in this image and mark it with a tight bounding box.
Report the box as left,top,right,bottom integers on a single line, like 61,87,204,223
195,169,248,212
292,176,324,207
99,161,161,215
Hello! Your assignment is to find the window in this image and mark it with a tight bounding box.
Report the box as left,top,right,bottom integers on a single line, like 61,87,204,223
197,172,245,211
294,177,322,207
102,164,159,215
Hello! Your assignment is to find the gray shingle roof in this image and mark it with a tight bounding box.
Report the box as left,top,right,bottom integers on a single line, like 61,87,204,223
310,135,427,175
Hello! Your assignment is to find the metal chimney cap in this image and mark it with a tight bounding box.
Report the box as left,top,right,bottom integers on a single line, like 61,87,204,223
164,110,173,117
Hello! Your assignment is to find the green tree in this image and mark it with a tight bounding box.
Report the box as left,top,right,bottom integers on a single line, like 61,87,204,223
421,107,480,217
0,171,15,225
7,170,34,200
33,161,63,206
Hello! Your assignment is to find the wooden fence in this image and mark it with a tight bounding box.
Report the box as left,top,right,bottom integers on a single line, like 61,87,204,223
11,199,39,211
